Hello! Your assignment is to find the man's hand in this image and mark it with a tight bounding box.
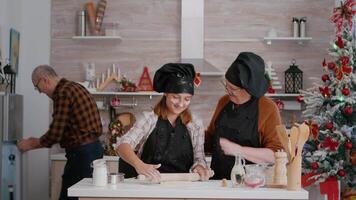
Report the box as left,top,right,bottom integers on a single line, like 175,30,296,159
17,137,41,152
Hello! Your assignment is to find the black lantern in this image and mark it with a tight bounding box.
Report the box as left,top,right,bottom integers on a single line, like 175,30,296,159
285,59,303,94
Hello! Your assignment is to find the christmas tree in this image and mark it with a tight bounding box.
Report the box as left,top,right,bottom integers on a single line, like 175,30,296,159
300,0,355,188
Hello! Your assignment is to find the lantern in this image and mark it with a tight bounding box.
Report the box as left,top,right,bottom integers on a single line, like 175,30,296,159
285,59,303,94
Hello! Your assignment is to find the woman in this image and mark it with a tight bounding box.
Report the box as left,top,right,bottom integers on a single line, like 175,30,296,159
205,52,283,180
116,63,210,182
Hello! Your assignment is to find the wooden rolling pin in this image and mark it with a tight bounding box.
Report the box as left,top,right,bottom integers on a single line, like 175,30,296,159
137,171,214,183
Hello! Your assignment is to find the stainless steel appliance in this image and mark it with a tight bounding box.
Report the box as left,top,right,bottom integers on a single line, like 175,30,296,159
0,94,23,200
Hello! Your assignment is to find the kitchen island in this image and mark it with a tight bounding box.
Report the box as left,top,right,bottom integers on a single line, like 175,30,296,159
68,178,308,200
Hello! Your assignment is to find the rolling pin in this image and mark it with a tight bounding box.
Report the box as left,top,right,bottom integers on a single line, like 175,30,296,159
137,171,214,183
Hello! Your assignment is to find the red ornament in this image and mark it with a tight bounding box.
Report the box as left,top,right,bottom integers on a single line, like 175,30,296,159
275,99,284,110
341,88,350,96
322,136,339,151
311,124,319,138
319,86,331,97
345,140,353,149
325,122,333,130
337,169,346,177
336,36,344,48
296,95,304,103
321,74,330,82
194,73,202,87
341,56,350,66
327,62,336,70
267,86,275,94
311,162,319,170
343,106,353,116
342,65,352,74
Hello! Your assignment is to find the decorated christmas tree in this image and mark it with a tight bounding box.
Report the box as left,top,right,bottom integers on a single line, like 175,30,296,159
300,0,355,189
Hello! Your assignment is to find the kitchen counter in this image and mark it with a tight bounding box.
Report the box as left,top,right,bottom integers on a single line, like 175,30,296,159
50,153,120,161
68,178,308,200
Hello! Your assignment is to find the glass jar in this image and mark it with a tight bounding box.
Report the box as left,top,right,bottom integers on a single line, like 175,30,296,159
244,164,266,188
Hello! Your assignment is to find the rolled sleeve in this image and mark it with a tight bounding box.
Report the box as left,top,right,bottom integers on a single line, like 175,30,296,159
116,112,155,151
188,119,208,169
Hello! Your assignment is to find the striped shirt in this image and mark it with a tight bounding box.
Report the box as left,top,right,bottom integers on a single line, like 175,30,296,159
116,111,208,169
40,78,102,149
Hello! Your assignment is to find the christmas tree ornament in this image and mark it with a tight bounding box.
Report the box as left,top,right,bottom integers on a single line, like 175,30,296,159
343,106,353,116
311,162,319,170
337,169,346,177
341,87,350,96
327,62,336,70
285,59,303,94
345,140,353,149
322,74,330,82
325,121,334,130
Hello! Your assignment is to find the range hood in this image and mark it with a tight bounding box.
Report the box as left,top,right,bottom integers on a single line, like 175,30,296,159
180,0,223,76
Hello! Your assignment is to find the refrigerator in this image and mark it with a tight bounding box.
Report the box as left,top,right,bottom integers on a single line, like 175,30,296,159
0,94,23,200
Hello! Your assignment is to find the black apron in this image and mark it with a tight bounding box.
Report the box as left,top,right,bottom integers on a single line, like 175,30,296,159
119,117,194,178
210,98,261,180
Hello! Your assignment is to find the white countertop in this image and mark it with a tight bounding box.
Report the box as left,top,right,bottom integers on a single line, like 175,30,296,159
50,153,212,162
68,178,308,199
50,153,120,161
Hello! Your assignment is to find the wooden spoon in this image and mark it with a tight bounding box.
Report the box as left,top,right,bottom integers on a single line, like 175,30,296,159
276,125,291,160
296,123,310,157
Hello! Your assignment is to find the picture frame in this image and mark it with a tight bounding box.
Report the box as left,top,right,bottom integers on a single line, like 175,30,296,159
9,28,20,74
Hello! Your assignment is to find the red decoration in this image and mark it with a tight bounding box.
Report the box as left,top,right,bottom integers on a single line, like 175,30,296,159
321,74,330,82
336,36,344,48
342,88,350,96
330,0,356,35
343,106,353,116
327,62,336,70
321,136,339,151
275,99,284,110
311,124,319,138
311,162,319,170
267,86,275,94
322,59,327,67
296,95,304,103
194,72,202,87
325,122,334,130
345,140,353,150
337,169,346,177
137,66,154,91
111,97,120,107
341,56,350,66
319,86,331,97
342,65,352,74
319,176,339,200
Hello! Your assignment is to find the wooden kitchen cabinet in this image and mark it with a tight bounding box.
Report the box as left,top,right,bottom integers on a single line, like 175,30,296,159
50,154,119,200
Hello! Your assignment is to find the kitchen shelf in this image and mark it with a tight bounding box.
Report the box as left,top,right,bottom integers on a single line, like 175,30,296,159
91,91,162,99
265,93,300,97
263,37,312,45
72,35,122,41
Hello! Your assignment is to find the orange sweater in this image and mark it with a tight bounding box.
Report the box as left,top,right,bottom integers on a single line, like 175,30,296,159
205,95,283,153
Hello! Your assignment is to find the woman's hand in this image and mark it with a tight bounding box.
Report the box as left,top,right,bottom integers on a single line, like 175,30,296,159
135,162,161,182
192,165,211,181
220,138,242,156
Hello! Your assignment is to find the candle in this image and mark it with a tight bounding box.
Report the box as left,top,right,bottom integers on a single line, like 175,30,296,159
112,64,116,75
96,78,100,88
107,68,111,78
101,73,105,84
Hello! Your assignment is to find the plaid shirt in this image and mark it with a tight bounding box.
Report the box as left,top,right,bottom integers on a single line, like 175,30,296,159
116,111,208,169
40,79,102,149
